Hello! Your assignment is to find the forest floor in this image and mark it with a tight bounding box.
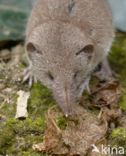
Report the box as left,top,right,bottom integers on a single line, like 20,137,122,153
0,33,126,156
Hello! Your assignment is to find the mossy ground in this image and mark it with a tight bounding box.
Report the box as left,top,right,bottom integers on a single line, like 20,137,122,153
109,33,126,85
0,81,54,155
109,34,126,111
109,33,126,152
0,55,55,155
109,33,126,111
0,33,126,155
111,128,126,149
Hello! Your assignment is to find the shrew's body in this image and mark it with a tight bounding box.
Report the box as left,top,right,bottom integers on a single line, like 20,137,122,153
25,0,114,116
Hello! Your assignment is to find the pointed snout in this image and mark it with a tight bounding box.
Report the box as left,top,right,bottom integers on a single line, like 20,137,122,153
53,83,77,117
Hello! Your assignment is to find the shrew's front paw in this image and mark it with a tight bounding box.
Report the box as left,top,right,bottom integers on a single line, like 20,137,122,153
94,59,115,82
23,66,37,87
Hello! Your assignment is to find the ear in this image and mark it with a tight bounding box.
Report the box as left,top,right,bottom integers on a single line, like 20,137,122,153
26,42,36,53
76,44,94,59
83,44,94,54
26,42,41,59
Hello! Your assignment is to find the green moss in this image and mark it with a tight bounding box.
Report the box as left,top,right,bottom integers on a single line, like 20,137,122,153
0,93,17,118
112,128,126,139
0,82,53,155
0,117,46,155
7,117,45,136
19,62,27,69
110,128,126,150
0,126,15,154
28,82,55,117
56,116,68,130
119,93,126,111
22,152,47,156
109,33,126,87
109,33,126,112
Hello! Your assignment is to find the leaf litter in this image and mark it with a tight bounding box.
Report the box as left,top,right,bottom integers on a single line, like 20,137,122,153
33,76,122,156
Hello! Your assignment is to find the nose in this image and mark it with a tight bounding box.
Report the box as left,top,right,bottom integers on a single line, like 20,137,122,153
53,83,76,116
63,85,73,116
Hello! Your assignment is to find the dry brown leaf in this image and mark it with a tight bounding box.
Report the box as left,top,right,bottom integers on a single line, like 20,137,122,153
33,78,122,156
91,80,121,108
33,106,107,156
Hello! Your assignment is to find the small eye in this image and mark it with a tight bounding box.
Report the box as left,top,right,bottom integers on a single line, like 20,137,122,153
47,71,54,81
73,71,79,79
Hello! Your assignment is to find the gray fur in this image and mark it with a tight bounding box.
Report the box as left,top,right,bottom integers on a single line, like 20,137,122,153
26,0,114,116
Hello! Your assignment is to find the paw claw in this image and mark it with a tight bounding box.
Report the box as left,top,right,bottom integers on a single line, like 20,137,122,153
85,77,91,94
23,66,37,87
